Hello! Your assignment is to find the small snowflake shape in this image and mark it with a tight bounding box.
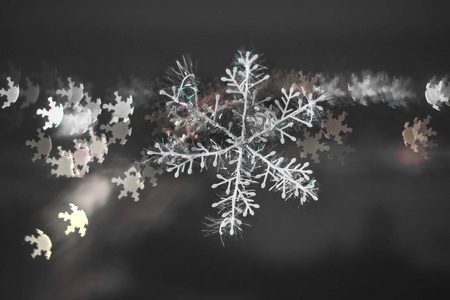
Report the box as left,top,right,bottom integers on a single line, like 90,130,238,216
24,229,52,259
46,146,79,177
297,130,330,163
402,115,437,159
26,129,52,161
58,203,89,237
323,111,352,144
102,91,134,123
100,120,132,145
37,97,64,130
0,77,20,109
85,130,108,163
84,93,102,121
112,166,145,201
413,115,437,144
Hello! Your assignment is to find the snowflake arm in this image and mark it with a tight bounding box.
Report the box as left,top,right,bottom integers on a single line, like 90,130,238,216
246,146,318,203
146,139,237,177
211,150,259,236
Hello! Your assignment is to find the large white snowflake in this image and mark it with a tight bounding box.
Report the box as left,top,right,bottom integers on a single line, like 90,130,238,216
145,51,331,238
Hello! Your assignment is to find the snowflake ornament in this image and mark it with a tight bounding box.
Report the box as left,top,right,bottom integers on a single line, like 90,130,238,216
146,51,331,238
24,229,52,259
20,77,40,109
58,203,89,237
297,130,330,163
26,129,52,161
425,80,450,110
37,97,64,130
46,146,79,177
0,77,20,109
102,91,134,123
111,166,145,201
323,111,352,144
100,120,132,145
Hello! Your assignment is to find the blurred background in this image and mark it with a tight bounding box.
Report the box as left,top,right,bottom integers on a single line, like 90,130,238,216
1,0,450,299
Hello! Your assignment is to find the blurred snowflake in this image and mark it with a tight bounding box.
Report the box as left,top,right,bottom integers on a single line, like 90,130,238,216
58,203,89,237
112,166,145,202
402,115,437,159
24,229,52,260
0,77,20,109
26,129,52,162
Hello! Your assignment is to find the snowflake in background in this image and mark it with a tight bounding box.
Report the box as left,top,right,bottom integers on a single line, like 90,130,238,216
46,146,79,177
402,115,437,159
100,120,132,145
37,97,64,130
58,203,89,237
0,77,20,109
26,129,52,162
146,51,331,238
24,229,52,260
84,130,109,164
103,91,134,123
323,111,352,144
112,166,145,201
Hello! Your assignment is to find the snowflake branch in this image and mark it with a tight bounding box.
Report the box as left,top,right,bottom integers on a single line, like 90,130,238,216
246,146,318,203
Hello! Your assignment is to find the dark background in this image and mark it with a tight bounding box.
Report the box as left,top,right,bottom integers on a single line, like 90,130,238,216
1,0,450,299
